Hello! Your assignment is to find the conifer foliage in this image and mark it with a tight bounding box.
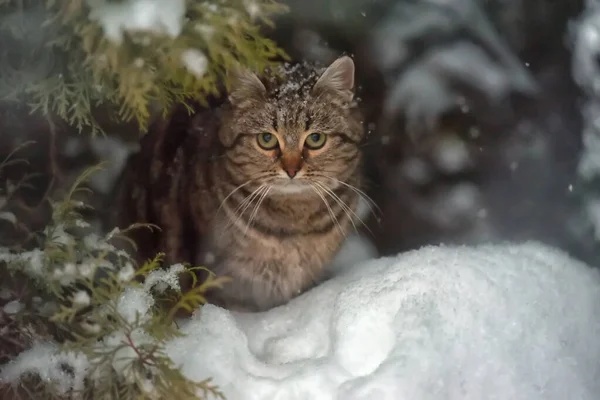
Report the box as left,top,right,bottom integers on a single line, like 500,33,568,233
0,162,231,399
0,0,287,134
0,0,288,398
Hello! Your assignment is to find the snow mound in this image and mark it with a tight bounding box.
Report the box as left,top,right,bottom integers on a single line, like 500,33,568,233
166,242,600,400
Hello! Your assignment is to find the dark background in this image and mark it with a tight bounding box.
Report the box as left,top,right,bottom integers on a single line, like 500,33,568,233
1,0,598,266
271,0,597,265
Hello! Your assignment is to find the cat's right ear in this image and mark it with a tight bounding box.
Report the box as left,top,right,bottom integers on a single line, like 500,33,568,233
227,66,267,107
313,56,355,102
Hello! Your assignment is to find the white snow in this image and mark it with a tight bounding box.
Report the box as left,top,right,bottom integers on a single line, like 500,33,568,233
0,343,89,395
181,49,209,78
3,240,600,398
73,291,91,308
143,263,184,292
165,241,600,400
573,6,600,242
118,262,136,282
87,0,186,43
2,300,23,315
327,233,378,276
0,211,16,224
117,287,153,324
369,0,537,137
75,219,91,228
0,248,45,278
89,136,139,195
116,263,184,323
52,261,82,286
244,0,261,19
104,327,154,383
585,199,600,241
194,24,215,39
105,264,186,390
432,135,471,174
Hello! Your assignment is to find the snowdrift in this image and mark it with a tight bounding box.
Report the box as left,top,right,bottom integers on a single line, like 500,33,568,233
164,240,600,400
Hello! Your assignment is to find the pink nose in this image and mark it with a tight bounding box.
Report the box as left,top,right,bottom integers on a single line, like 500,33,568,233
286,167,297,178
281,153,302,178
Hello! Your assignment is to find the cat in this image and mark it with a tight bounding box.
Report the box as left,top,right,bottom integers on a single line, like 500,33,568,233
110,56,368,311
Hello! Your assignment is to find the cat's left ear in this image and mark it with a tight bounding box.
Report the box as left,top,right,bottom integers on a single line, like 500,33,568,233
313,56,355,102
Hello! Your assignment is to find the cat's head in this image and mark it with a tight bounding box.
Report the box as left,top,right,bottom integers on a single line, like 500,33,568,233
219,56,364,194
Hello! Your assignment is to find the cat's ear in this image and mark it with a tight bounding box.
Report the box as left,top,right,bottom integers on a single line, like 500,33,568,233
228,66,267,106
313,56,355,102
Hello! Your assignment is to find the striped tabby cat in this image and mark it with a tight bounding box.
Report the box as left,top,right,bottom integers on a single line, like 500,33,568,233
111,56,367,311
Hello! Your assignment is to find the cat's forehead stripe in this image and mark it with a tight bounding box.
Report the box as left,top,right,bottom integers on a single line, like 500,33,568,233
265,61,325,101
274,105,308,140
260,61,331,136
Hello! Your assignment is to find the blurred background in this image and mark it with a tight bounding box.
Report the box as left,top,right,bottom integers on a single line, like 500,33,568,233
2,0,600,266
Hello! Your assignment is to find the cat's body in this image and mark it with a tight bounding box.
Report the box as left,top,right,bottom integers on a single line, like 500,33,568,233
111,57,366,311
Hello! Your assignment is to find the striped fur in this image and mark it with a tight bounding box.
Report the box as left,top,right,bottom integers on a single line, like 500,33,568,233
110,57,366,311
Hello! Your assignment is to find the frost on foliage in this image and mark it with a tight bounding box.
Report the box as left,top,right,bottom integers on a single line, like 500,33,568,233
0,166,227,399
0,342,89,395
181,49,209,78
101,328,154,384
3,300,23,315
143,264,185,293
117,263,184,324
245,2,261,19
118,262,136,282
1,234,222,399
73,291,91,308
87,0,186,43
0,248,45,278
369,0,536,136
572,4,600,242
166,242,600,400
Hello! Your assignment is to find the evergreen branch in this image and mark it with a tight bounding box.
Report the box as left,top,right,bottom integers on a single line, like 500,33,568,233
167,269,231,320
0,0,288,135
1,166,229,399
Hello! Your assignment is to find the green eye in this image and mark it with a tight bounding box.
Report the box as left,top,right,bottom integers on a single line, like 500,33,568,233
257,132,279,150
304,133,327,149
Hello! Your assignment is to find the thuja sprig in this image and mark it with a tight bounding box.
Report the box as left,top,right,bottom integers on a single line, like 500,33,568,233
0,0,288,135
0,165,230,399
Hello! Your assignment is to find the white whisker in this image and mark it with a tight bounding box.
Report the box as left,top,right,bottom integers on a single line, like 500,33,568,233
222,184,267,234
217,179,254,215
313,181,373,236
309,183,345,237
245,185,272,236
313,174,381,218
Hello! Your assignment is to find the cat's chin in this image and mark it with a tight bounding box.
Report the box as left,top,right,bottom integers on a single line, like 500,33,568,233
271,179,312,195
